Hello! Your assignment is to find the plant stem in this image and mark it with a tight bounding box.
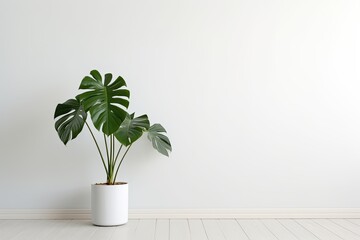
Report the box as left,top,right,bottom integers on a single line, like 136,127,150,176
114,144,123,165
113,144,132,183
103,134,110,163
110,135,113,163
104,134,111,183
110,135,114,183
112,135,115,165
85,122,108,175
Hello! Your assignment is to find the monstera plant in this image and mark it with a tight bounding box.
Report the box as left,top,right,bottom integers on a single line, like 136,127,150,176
54,70,172,185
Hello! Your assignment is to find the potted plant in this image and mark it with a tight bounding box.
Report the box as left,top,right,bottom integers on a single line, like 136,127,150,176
53,70,171,226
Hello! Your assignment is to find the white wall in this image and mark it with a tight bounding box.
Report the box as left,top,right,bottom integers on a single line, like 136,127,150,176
0,0,359,210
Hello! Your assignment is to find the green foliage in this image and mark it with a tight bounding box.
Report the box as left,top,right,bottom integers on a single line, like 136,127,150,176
76,70,130,135
148,124,172,156
54,70,172,184
115,114,150,146
54,99,87,145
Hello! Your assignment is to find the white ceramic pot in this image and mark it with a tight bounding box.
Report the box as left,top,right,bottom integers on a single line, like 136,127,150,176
91,183,128,226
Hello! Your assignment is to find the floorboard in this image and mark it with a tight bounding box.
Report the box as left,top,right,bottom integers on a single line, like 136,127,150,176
13,220,71,240
108,219,138,240
218,219,249,240
296,219,343,240
133,219,156,240
170,219,190,240
261,219,298,240
331,219,360,236
314,219,360,240
90,224,117,240
202,219,226,240
0,220,35,240
188,219,208,240
1,218,360,240
347,219,360,227
155,219,169,240
277,219,319,240
52,220,96,240
237,219,278,240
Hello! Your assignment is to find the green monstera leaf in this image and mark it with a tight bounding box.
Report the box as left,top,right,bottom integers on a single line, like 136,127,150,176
115,114,150,146
147,124,172,156
54,98,87,145
76,70,130,135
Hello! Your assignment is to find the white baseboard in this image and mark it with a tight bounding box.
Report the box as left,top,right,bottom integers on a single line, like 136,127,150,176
129,208,360,219
1,208,360,220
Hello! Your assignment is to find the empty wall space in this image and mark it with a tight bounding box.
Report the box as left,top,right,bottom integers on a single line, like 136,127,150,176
0,0,359,210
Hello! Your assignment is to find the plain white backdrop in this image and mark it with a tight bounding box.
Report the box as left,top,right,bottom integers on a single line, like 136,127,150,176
0,0,359,210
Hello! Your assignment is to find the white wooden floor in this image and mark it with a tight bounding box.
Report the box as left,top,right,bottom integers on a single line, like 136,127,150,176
2,219,360,240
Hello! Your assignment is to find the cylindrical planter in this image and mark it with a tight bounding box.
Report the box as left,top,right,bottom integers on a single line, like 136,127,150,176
91,183,128,226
